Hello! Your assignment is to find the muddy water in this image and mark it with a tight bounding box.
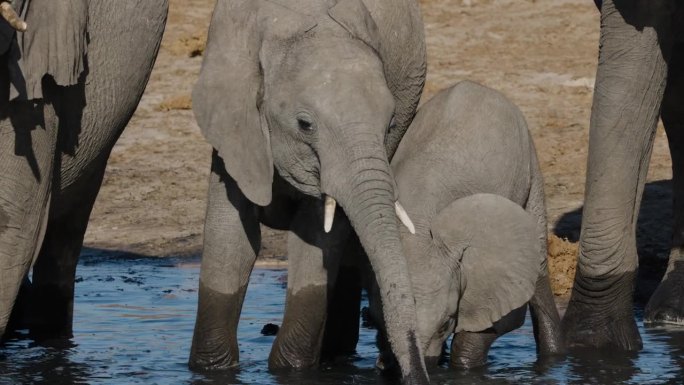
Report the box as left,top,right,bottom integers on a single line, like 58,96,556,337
1,255,683,384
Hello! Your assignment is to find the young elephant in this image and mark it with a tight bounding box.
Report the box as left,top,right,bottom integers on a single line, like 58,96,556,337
362,80,564,368
190,0,428,382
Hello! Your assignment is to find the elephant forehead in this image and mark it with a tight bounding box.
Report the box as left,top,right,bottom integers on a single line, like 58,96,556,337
281,38,384,80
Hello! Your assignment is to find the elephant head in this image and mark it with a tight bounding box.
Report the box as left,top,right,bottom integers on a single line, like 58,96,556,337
193,0,427,382
412,194,542,361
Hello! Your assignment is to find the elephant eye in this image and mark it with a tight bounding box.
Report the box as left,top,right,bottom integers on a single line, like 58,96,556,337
388,116,396,130
297,117,314,132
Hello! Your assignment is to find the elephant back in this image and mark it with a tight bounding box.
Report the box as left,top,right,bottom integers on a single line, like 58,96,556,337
392,80,534,220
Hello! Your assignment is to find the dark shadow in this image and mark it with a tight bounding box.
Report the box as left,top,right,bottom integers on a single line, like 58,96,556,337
553,179,673,303
78,246,200,262
609,0,682,56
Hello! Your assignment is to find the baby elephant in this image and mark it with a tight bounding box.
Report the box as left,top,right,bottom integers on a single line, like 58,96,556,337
364,80,563,369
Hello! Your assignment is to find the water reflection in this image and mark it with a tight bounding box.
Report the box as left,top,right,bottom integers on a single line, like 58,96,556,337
0,336,90,385
0,256,683,384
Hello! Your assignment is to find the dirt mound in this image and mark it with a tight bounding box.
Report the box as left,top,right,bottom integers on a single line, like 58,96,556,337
547,234,578,296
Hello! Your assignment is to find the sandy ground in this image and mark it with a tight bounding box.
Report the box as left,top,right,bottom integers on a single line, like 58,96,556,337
83,0,675,296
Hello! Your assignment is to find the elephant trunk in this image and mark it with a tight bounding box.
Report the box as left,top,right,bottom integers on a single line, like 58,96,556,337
321,135,428,385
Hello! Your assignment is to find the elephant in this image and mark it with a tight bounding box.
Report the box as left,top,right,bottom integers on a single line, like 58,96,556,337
562,0,684,350
369,193,544,369
188,0,428,383
277,81,564,371
0,0,168,339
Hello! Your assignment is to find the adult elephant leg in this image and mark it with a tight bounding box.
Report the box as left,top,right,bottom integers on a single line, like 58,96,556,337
0,100,58,339
269,200,348,369
21,0,168,339
645,41,684,325
29,161,107,339
189,152,261,370
563,0,674,350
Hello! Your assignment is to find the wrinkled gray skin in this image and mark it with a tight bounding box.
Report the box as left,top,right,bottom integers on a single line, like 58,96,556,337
563,0,684,350
363,82,563,369
370,193,541,369
0,1,168,340
189,0,427,383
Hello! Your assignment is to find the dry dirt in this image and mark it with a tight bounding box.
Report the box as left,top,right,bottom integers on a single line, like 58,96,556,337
83,0,675,296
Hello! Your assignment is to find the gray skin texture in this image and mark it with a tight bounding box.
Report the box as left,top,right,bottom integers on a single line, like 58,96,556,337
363,82,563,369
0,0,168,336
563,0,684,351
0,0,169,339
189,0,428,383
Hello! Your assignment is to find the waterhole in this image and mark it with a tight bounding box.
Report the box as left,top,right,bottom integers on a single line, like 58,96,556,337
1,254,683,384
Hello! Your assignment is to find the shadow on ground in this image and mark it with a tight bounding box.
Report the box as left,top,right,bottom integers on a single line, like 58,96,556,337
552,179,673,303
80,246,199,260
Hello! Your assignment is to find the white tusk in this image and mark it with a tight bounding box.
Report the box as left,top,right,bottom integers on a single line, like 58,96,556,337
395,201,415,234
324,195,336,233
0,2,27,32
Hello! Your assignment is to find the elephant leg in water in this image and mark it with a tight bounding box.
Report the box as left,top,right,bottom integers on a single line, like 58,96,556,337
28,163,107,337
0,95,57,340
268,199,350,369
645,40,684,324
563,0,677,350
189,155,261,371
0,0,168,339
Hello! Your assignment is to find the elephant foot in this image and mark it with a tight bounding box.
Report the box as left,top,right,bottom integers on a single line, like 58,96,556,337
562,295,642,351
188,349,239,372
268,320,321,371
450,331,497,369
188,327,239,372
644,263,684,325
28,283,75,340
268,347,318,371
268,286,327,370
189,283,243,372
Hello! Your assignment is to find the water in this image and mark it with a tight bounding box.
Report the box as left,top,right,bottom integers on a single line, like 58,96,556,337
1,255,683,384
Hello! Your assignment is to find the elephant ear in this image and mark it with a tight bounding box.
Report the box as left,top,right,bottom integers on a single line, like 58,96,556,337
9,0,88,100
430,193,542,333
193,0,313,206
328,0,381,52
